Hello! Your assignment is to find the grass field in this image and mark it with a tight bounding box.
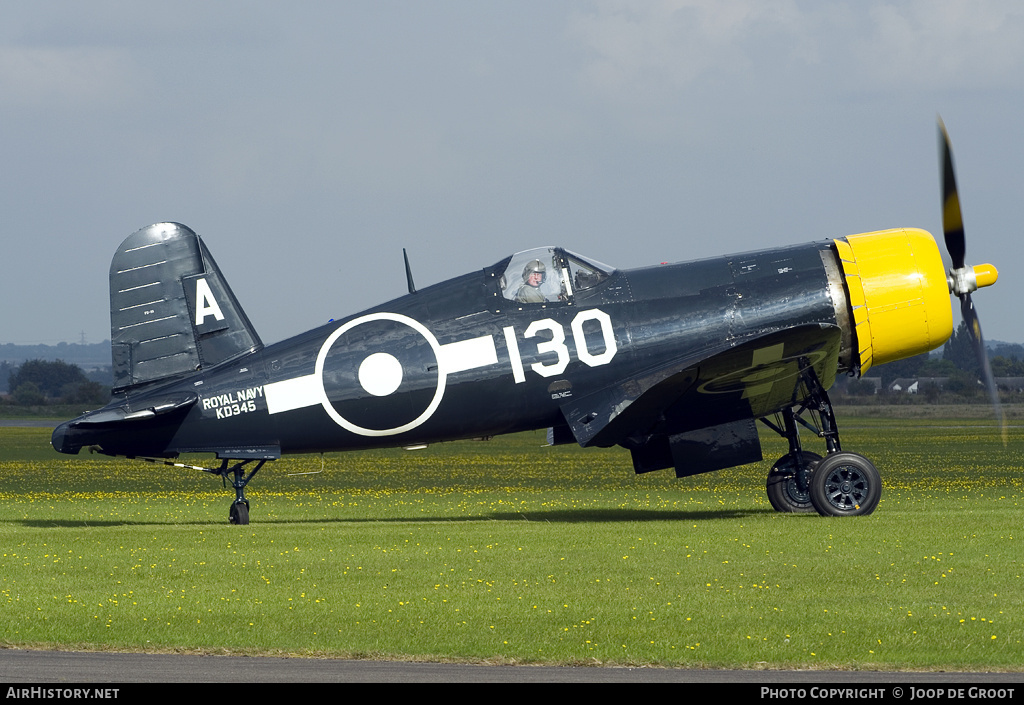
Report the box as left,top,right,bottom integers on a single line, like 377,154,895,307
0,414,1021,670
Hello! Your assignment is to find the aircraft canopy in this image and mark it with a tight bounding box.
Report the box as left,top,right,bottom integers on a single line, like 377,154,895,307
497,247,614,304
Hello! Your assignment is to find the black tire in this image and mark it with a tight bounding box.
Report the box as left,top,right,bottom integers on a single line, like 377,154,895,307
766,451,821,513
809,452,881,517
229,501,250,525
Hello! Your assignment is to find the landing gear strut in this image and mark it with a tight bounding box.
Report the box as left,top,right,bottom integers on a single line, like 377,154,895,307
760,366,880,517
210,459,267,526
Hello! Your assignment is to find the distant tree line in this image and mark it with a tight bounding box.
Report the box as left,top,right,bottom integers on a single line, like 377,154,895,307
0,340,110,367
2,359,109,406
837,321,1024,402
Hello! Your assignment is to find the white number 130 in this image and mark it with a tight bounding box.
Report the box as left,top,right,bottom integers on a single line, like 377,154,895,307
503,309,617,383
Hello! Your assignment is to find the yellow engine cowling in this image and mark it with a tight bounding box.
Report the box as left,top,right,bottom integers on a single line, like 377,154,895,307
833,228,954,374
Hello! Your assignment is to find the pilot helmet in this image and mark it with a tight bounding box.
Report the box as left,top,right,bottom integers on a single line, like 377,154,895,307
522,259,546,283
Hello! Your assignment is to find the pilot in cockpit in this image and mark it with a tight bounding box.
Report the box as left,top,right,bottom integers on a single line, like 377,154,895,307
515,259,548,303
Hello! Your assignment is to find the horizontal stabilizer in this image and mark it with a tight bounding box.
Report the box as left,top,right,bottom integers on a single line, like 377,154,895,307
67,392,198,427
110,223,261,392
50,392,198,455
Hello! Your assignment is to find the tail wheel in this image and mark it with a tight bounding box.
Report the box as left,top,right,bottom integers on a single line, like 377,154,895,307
766,451,821,513
229,500,250,525
809,452,881,517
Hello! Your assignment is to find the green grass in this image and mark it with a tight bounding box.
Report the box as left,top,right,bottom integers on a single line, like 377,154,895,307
0,416,1021,669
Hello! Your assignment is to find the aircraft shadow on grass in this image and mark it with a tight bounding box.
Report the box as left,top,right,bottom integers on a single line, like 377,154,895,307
16,507,769,529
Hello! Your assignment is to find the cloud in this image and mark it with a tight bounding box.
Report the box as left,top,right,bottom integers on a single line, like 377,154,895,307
569,0,1024,101
0,45,138,109
858,1,1024,89
569,1,806,94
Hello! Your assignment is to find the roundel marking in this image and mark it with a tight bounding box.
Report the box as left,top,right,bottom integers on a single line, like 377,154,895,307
315,312,446,437
358,352,404,397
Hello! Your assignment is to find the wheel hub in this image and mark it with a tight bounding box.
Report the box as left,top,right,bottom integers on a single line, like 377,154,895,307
824,466,866,509
766,450,822,513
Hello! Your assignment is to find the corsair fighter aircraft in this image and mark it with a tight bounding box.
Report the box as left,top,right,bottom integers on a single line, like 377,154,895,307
52,124,1000,523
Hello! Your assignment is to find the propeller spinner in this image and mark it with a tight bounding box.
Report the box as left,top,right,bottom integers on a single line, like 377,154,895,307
938,118,1003,439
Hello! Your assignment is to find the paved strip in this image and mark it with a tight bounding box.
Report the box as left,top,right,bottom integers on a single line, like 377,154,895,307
2,649,1021,684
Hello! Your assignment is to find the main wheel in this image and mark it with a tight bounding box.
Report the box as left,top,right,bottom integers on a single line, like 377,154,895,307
809,452,881,517
229,501,250,525
766,451,821,513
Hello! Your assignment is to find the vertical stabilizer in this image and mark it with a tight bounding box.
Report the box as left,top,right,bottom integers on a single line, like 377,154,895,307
110,223,262,391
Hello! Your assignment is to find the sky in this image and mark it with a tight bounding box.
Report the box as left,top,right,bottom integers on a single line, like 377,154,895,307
2,1,1022,349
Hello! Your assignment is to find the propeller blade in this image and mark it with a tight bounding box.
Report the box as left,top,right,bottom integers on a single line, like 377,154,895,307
940,118,1004,443
939,119,966,271
960,293,1006,443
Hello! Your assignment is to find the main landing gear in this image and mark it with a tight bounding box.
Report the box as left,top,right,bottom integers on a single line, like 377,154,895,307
760,371,881,517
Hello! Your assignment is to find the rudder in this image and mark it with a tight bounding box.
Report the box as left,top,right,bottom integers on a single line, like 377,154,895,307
110,222,262,391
